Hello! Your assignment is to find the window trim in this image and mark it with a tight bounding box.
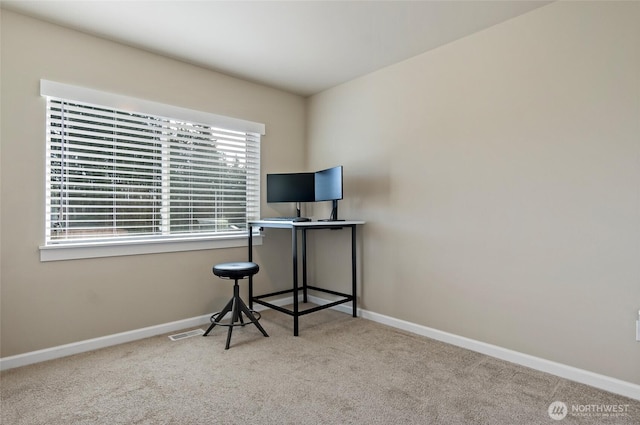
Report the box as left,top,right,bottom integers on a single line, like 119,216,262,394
39,80,265,261
39,233,262,262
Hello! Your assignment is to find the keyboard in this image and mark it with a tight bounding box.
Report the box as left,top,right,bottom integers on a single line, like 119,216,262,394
264,217,311,222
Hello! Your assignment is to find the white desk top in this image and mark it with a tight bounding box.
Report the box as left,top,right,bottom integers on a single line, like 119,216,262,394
250,219,365,228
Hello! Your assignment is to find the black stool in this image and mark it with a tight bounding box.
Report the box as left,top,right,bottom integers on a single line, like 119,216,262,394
203,262,269,349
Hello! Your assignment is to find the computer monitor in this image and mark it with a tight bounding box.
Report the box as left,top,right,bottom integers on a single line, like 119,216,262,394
314,165,343,221
266,172,315,216
265,166,344,220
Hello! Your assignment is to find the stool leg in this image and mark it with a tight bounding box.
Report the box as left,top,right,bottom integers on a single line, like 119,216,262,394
238,306,245,326
237,297,269,337
203,296,234,336
225,283,242,349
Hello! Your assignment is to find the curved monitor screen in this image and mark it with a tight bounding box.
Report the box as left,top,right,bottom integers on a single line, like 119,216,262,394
314,166,343,201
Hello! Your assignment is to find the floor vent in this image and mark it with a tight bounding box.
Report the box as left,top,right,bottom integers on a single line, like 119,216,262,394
168,328,205,341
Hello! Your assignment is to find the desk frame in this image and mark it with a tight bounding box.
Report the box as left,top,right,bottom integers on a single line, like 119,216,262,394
248,220,363,336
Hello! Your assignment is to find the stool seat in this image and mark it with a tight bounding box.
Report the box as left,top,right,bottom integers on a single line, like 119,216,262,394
213,262,259,279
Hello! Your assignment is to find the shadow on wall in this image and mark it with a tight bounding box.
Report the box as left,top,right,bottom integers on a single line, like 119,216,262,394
342,161,392,220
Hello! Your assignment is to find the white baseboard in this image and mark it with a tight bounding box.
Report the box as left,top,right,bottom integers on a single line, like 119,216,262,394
2,295,639,401
0,314,209,371
0,298,283,372
305,296,640,401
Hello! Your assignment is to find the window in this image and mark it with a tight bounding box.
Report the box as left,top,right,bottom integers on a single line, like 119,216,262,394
40,80,264,261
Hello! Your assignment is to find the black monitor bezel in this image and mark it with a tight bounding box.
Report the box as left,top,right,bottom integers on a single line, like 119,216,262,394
266,172,315,203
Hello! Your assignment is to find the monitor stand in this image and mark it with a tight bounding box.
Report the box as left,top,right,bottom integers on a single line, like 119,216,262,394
318,200,344,222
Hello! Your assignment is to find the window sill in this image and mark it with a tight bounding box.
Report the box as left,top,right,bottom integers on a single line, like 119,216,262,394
39,233,262,262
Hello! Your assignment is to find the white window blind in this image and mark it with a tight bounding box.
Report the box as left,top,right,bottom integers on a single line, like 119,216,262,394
42,81,262,246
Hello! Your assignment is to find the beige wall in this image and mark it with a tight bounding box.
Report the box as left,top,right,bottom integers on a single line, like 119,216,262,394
0,10,305,357
307,1,639,384
2,2,639,387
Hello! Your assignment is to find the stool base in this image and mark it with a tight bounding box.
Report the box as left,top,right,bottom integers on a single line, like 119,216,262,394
203,279,269,349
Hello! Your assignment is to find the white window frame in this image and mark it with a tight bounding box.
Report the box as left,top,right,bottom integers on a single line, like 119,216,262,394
39,80,264,261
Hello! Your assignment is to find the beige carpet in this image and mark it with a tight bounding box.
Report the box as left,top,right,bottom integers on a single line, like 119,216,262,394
1,305,638,424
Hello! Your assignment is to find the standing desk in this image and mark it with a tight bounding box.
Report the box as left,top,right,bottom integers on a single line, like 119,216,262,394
248,219,365,336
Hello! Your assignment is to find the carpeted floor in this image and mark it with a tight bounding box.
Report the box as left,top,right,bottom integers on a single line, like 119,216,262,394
1,305,638,424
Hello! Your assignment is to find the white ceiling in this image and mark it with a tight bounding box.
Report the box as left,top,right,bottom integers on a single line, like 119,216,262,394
2,1,551,96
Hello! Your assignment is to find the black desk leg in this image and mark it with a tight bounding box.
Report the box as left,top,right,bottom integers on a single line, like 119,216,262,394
302,228,308,303
352,225,357,317
292,227,299,336
248,225,253,310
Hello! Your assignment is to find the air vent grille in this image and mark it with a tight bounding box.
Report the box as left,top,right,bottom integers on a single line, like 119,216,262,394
168,328,205,341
